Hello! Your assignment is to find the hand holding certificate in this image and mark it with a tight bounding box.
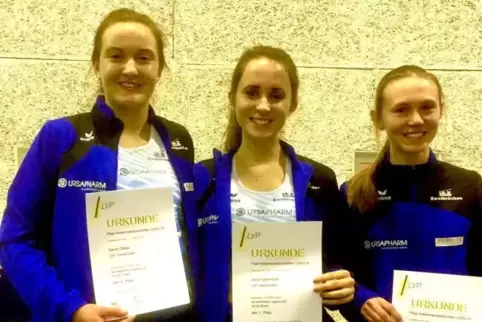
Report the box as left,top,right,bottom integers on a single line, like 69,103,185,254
85,187,190,316
232,222,323,322
392,270,482,322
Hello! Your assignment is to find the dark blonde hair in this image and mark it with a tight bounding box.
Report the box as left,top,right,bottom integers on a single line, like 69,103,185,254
222,45,299,152
347,65,444,213
91,8,166,88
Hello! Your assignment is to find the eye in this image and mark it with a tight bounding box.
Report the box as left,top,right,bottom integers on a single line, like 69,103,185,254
244,87,260,99
138,56,151,61
422,102,435,110
394,103,409,113
110,53,123,60
270,89,285,101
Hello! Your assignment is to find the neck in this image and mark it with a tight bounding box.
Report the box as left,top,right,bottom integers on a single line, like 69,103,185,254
389,146,430,165
107,98,150,135
236,135,282,164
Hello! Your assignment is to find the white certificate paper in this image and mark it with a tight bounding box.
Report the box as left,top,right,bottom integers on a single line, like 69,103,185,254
85,187,190,315
232,222,323,322
392,270,482,322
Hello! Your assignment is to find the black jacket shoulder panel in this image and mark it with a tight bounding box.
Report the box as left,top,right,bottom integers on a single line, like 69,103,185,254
155,116,194,163
296,154,338,189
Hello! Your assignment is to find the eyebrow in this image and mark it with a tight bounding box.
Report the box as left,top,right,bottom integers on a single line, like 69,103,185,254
105,47,155,54
243,85,284,90
392,99,437,108
421,99,437,104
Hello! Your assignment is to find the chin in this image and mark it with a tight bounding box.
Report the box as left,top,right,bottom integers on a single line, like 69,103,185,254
246,131,278,142
113,94,148,108
400,144,430,155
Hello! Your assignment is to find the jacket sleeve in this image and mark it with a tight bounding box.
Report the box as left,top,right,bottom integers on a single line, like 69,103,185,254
331,182,379,321
0,121,86,322
183,126,194,164
192,160,218,322
467,171,482,276
322,178,358,270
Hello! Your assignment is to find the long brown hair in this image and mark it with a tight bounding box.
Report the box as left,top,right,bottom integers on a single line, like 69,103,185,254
347,65,444,213
91,8,166,92
222,45,299,152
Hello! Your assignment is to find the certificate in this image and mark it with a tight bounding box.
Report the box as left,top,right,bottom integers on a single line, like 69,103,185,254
85,187,190,315
392,270,482,322
232,222,322,322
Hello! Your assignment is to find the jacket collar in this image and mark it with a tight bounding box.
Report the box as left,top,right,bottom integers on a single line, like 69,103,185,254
92,95,162,144
212,140,311,175
375,149,438,183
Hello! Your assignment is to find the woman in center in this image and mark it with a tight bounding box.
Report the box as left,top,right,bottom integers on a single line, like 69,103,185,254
194,45,359,322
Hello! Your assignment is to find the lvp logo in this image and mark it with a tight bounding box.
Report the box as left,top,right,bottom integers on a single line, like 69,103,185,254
80,131,94,142
399,275,423,298
238,226,261,249
430,189,463,201
377,190,391,201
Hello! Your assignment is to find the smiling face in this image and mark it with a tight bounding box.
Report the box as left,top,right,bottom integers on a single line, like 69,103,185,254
376,76,443,162
95,22,160,110
233,57,293,142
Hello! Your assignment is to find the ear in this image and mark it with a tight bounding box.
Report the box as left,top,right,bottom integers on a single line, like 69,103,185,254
439,99,445,118
370,109,384,130
289,98,299,114
228,91,235,109
93,62,100,78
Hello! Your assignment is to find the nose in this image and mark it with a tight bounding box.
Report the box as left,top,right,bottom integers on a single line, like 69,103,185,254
122,58,138,76
255,96,270,113
408,110,423,125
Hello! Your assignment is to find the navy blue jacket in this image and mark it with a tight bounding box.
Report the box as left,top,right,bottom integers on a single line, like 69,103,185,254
341,152,482,317
0,97,200,322
193,142,358,322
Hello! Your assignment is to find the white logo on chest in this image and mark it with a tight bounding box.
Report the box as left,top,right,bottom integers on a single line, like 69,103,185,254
377,189,391,201
430,189,463,201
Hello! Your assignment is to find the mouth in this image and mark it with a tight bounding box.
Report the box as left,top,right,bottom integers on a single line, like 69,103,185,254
250,117,273,125
118,81,142,90
403,131,427,139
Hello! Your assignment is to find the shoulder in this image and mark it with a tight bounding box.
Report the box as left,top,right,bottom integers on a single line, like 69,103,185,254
296,154,338,185
37,114,85,152
434,161,482,201
194,158,215,176
157,117,192,142
193,158,215,195
155,116,194,161
64,111,94,128
434,160,481,183
339,181,348,196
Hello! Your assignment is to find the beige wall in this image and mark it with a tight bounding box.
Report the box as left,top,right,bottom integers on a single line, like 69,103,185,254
2,0,482,215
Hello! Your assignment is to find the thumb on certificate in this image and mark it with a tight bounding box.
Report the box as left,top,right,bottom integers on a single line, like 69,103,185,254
98,305,128,318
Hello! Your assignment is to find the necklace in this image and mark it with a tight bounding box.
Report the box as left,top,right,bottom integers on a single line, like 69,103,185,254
245,165,266,181
235,155,267,181
235,155,286,182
